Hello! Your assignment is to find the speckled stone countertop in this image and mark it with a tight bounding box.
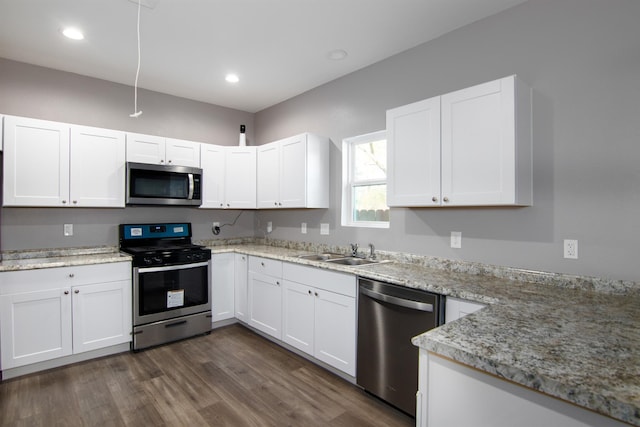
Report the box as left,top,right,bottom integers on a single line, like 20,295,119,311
202,240,640,426
0,246,131,272
2,240,638,425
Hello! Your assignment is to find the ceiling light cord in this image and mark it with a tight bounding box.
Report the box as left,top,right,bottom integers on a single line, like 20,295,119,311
130,0,143,118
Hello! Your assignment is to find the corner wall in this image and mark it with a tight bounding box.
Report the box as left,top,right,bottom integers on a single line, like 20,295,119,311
253,0,640,282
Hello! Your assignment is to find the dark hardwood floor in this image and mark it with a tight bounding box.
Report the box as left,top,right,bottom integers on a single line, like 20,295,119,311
0,324,414,426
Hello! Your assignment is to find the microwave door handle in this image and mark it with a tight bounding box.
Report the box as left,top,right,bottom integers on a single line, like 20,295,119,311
188,174,194,200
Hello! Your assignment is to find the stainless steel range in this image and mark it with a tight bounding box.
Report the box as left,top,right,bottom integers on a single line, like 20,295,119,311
119,223,212,350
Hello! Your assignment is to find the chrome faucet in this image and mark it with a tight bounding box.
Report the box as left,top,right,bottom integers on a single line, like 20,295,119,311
368,243,376,260
350,243,359,257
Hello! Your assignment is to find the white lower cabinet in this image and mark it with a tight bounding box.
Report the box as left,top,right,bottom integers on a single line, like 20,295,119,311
445,297,486,323
282,263,356,376
234,254,249,322
247,256,283,339
0,262,132,371
211,253,235,323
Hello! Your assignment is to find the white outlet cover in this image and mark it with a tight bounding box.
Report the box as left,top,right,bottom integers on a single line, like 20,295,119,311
267,221,273,233
301,223,307,234
64,224,73,237
564,239,578,259
320,223,330,235
450,231,462,249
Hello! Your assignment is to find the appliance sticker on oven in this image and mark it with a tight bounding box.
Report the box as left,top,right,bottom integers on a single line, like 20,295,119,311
173,226,184,233
167,289,185,308
131,227,142,236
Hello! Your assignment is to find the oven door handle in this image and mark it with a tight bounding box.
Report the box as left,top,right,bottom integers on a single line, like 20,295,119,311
136,261,209,273
188,173,195,200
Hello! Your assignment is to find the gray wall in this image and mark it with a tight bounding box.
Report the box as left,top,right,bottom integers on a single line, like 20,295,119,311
0,58,256,248
254,0,640,282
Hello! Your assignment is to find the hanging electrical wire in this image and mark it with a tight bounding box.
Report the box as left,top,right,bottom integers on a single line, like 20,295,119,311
130,0,143,118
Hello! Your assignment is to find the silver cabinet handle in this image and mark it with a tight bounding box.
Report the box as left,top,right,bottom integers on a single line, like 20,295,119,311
360,286,434,312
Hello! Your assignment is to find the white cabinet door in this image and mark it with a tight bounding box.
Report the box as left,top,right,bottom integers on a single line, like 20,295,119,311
126,132,166,164
225,147,257,209
200,144,226,208
70,125,126,207
279,135,307,207
248,271,282,339
282,280,315,355
3,116,70,206
256,142,280,208
441,75,531,206
445,297,486,324
314,288,356,376
387,96,441,207
165,138,201,167
72,280,132,354
211,253,235,322
234,254,248,322
0,288,73,369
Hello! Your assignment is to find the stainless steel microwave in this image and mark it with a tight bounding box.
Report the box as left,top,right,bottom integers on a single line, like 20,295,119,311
126,162,202,206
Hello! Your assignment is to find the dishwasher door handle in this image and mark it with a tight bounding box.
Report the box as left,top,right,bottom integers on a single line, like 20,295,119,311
360,286,434,312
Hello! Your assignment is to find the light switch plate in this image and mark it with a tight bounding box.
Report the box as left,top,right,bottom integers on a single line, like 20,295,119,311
320,223,330,235
64,224,73,237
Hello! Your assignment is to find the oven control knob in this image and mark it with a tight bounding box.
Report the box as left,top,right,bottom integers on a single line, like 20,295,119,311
144,258,153,265
153,257,162,264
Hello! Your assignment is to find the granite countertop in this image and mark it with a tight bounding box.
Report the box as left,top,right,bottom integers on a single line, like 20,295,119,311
2,242,638,425
208,243,640,426
0,247,131,272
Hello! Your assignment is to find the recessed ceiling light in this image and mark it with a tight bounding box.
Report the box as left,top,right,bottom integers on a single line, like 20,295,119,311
327,49,348,61
225,73,239,83
61,27,84,41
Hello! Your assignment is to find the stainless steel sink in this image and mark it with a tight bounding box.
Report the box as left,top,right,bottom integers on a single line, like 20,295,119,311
325,257,379,266
297,253,346,261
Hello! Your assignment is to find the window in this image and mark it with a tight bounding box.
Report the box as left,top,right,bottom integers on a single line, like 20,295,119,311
342,130,389,228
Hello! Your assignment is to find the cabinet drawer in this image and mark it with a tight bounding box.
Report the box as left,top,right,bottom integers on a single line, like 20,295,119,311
282,263,356,298
248,256,282,277
0,261,131,294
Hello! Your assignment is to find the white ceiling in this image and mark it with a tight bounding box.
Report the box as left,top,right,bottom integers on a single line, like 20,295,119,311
0,0,527,113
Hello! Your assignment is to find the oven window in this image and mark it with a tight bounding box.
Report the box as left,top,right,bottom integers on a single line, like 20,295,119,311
138,265,208,316
130,169,190,199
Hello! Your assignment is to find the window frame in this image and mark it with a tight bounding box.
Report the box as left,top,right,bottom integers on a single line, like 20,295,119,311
341,130,389,229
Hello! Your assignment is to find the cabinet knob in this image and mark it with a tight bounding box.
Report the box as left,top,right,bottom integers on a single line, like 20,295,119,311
278,203,282,206
314,292,319,297
73,200,78,204
274,202,278,206
443,197,450,203
160,160,165,163
432,196,438,202
74,289,80,294
69,273,75,278
261,262,265,267
276,281,280,286
308,290,312,295
62,200,67,204
64,290,69,295
227,203,230,207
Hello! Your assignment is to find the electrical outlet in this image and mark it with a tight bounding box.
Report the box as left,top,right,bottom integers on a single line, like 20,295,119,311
267,221,273,233
450,231,462,249
320,223,330,235
564,239,578,259
64,224,73,237
301,223,307,234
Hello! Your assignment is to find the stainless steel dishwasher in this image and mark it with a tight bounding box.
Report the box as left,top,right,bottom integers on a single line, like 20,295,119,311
357,277,444,417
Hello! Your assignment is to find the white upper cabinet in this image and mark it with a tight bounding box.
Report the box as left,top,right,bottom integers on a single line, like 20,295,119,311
257,133,330,209
387,75,532,207
200,144,256,209
387,96,441,206
126,133,201,167
3,116,125,207
70,126,126,207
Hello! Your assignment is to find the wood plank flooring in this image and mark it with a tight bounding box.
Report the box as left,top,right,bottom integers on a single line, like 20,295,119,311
0,324,414,426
